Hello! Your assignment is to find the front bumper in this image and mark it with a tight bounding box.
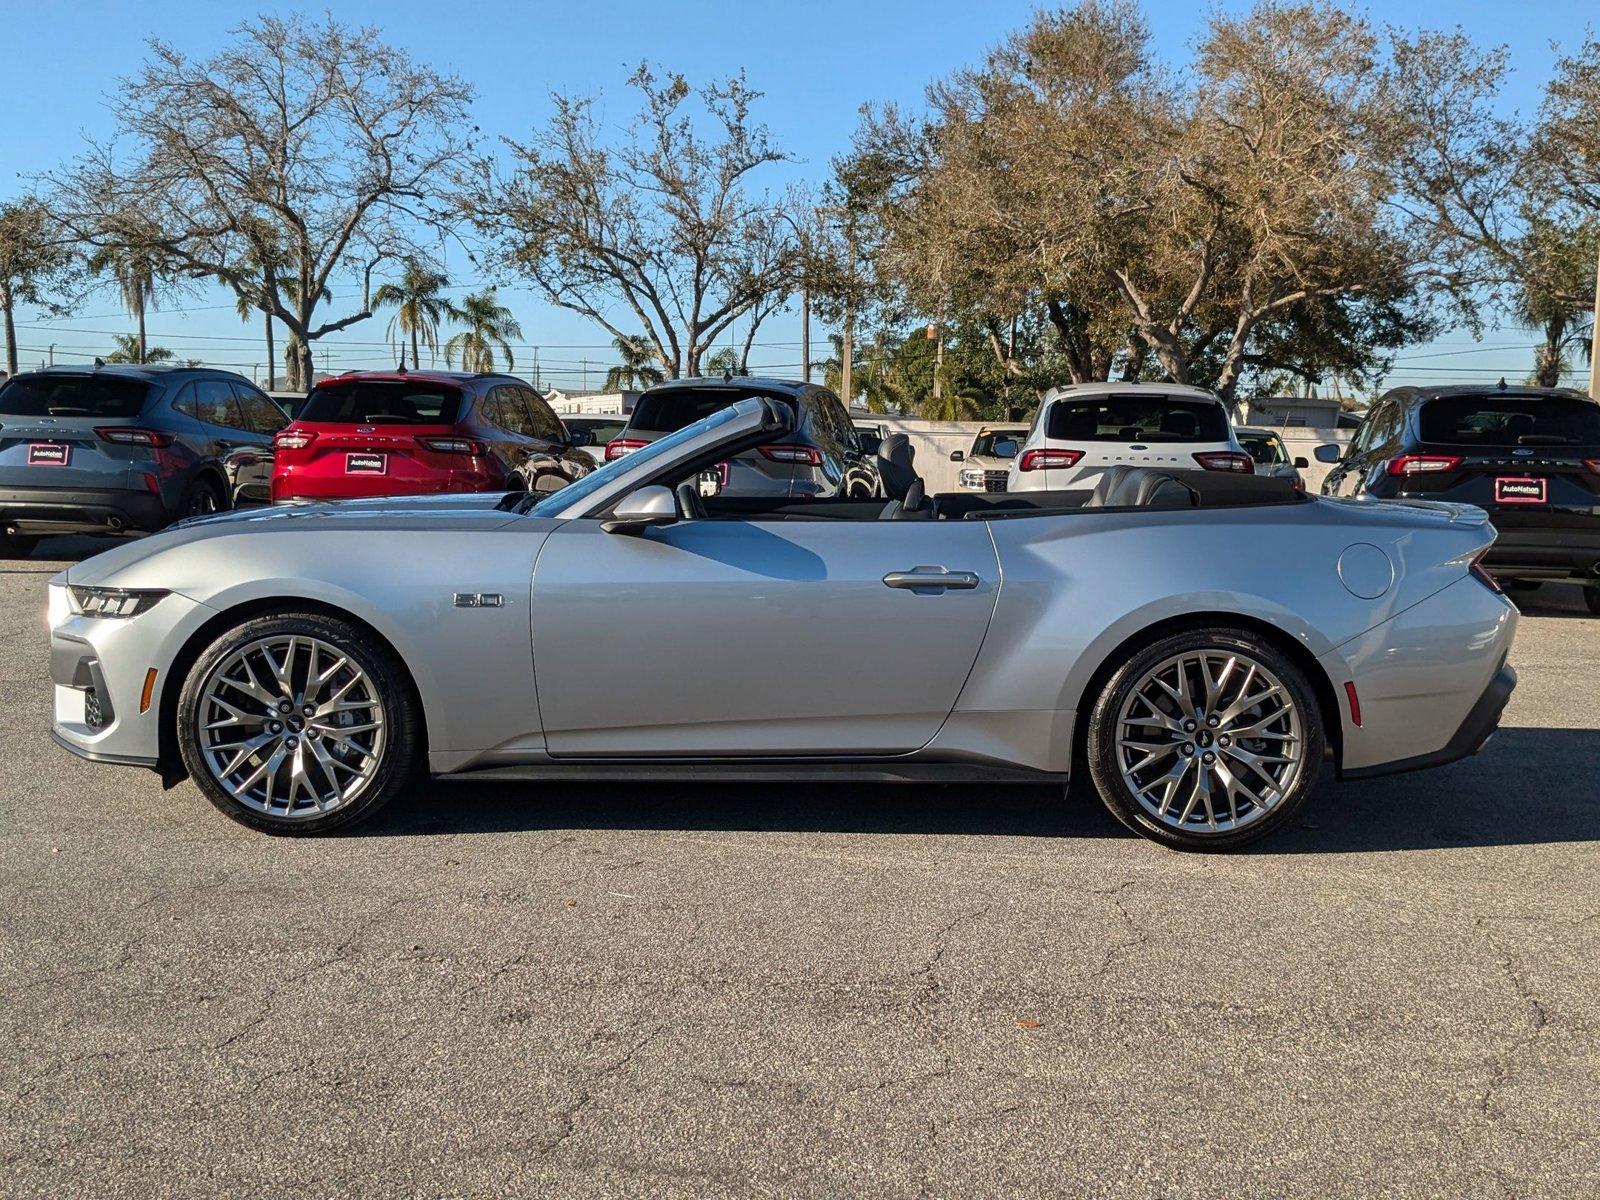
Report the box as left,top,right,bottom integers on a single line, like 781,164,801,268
1,486,168,537
48,583,217,771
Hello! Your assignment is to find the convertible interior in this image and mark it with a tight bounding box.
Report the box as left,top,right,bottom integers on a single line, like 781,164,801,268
671,433,1307,523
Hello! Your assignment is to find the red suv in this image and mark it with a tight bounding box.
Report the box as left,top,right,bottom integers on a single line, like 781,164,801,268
271,370,595,502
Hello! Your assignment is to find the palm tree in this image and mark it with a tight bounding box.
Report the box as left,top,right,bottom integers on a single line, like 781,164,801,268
444,289,521,373
104,333,174,364
603,334,666,391
88,244,160,364
372,261,457,370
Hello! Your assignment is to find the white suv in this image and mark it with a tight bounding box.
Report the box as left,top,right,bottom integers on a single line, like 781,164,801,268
1007,382,1251,493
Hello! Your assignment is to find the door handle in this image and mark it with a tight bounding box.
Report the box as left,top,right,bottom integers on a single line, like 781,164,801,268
883,567,981,592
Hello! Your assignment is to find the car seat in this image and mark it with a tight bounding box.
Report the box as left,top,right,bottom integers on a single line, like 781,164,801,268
876,433,920,502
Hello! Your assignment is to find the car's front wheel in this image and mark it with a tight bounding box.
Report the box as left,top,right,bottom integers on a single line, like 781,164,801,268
1086,627,1325,851
176,611,421,834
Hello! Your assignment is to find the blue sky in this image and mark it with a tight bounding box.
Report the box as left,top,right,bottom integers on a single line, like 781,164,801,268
0,0,1587,393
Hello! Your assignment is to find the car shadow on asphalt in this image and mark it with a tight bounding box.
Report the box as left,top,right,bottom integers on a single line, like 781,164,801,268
358,726,1600,854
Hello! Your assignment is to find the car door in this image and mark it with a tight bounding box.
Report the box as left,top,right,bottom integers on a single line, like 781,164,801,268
517,386,586,487
526,398,1000,757
228,383,287,503
531,518,1000,756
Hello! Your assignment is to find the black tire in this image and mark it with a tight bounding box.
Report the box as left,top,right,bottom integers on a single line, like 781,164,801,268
177,476,226,520
1585,588,1600,617
176,610,422,835
1085,626,1326,851
0,533,39,559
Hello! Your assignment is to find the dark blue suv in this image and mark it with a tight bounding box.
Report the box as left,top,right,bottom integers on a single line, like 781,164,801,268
0,364,288,558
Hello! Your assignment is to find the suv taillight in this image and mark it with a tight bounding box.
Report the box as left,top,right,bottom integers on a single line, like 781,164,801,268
1018,448,1084,471
758,444,823,465
96,426,174,448
416,435,485,455
1469,551,1503,594
1192,451,1254,473
606,438,647,461
1584,458,1600,475
273,429,316,451
1386,454,1462,476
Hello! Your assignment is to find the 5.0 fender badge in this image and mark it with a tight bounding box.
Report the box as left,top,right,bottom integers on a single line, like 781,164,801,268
453,593,504,609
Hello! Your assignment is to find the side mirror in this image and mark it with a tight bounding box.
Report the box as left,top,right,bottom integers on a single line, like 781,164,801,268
601,484,679,535
567,427,595,448
949,450,965,462
1313,444,1343,464
1293,456,1309,469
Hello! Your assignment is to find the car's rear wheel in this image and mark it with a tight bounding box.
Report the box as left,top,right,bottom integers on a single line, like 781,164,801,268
176,611,421,834
0,532,39,559
1086,627,1325,851
178,477,225,520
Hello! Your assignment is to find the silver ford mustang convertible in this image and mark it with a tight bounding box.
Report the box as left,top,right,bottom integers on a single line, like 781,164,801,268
48,393,1518,850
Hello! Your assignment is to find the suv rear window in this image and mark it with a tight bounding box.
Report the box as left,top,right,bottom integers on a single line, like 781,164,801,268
1046,397,1228,443
298,380,461,425
1418,396,1600,447
630,389,783,434
0,375,151,419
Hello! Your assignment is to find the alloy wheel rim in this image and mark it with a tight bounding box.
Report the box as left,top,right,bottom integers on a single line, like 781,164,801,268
197,634,386,818
1114,649,1305,835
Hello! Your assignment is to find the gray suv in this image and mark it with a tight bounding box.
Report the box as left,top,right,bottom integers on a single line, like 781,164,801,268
603,377,880,499
0,364,287,558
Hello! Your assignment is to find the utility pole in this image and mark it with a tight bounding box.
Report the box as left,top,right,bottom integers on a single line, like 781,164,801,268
1589,246,1600,398
800,279,811,384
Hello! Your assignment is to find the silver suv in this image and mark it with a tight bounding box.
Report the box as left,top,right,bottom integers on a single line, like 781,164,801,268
0,364,287,558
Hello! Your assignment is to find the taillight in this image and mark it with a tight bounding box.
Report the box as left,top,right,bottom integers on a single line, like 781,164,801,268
1017,448,1084,471
606,438,648,461
1386,454,1462,477
1192,451,1254,473
273,428,316,451
1468,551,1503,594
96,426,174,448
416,435,486,455
1584,458,1600,475
758,444,823,465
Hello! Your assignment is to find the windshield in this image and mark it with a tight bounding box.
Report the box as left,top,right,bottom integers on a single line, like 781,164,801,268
523,401,754,516
1238,433,1287,464
0,375,151,419
298,380,462,425
971,430,1025,458
1046,396,1228,443
1418,396,1600,447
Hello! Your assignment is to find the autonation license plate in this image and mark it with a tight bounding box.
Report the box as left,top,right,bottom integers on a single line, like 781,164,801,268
346,452,388,475
1494,476,1546,504
27,442,70,467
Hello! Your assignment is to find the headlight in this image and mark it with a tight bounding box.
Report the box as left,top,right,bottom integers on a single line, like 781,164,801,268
66,586,169,619
960,469,984,488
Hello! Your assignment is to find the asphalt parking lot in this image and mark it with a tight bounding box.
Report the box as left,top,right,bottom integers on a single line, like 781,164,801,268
2,537,1598,1198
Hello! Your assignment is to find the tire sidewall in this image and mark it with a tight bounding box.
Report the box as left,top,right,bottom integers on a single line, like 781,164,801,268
176,611,419,834
1086,627,1325,851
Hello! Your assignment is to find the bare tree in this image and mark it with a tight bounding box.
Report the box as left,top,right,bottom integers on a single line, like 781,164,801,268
49,14,473,389
0,201,75,375
467,65,799,378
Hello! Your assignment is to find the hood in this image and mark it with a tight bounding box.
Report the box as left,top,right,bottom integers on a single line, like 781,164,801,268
67,492,523,586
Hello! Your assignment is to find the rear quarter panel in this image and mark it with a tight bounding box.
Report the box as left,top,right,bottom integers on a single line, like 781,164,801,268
962,498,1503,770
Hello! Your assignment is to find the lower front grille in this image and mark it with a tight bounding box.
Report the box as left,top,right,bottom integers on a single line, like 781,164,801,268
984,471,1009,493
84,687,106,730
